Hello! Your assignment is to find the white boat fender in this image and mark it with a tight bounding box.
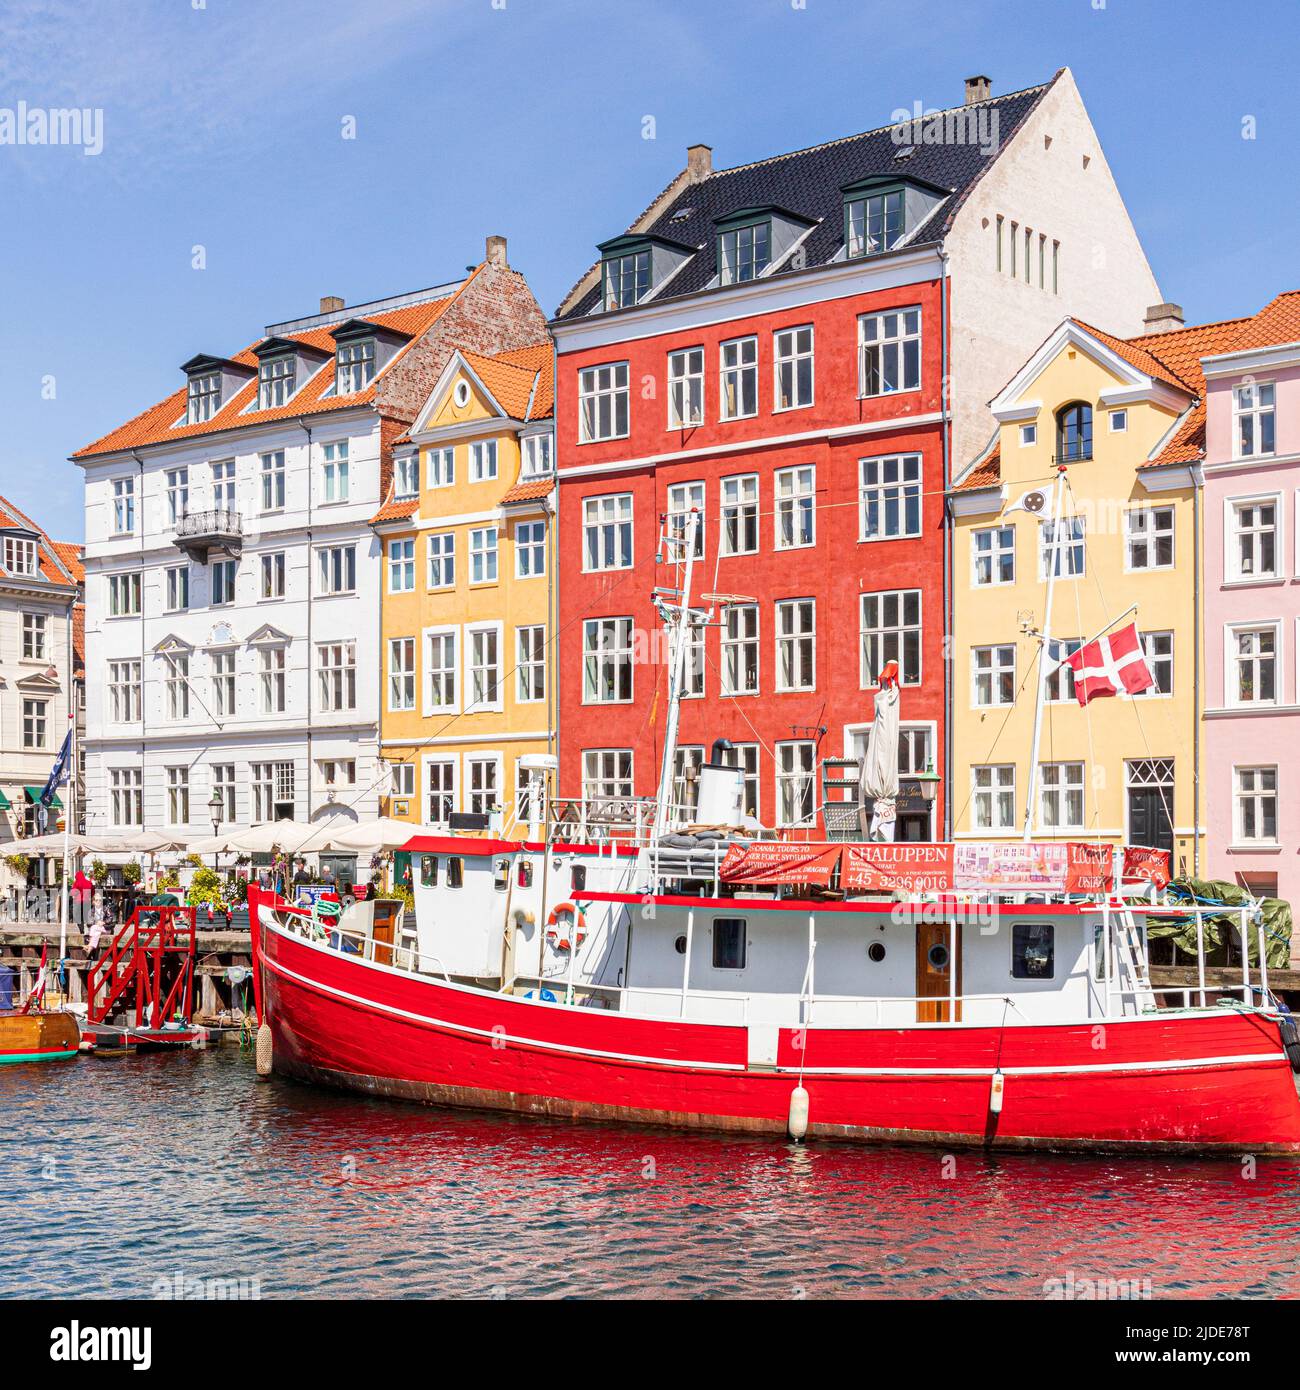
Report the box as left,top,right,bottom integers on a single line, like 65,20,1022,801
788,1085,810,1142
989,1068,1005,1117
255,1021,273,1079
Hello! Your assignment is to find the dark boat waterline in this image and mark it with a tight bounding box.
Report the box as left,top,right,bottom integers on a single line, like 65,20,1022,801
4,1050,1300,1299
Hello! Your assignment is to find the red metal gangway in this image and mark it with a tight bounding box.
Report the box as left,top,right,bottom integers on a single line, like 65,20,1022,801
87,904,198,1029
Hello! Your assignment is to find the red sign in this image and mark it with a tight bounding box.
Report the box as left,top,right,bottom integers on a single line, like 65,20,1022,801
1065,842,1113,894
718,842,842,886
1123,845,1171,889
841,843,954,893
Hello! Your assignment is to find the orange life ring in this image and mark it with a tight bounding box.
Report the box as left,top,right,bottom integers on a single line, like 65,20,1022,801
545,901,587,952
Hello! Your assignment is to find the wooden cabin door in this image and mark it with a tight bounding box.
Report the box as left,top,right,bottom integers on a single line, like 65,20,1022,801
915,919,962,1023
371,902,397,968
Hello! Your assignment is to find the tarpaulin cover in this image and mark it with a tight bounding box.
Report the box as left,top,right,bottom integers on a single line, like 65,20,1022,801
1148,877,1293,970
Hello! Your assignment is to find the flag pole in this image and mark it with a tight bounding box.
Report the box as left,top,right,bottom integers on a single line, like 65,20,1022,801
59,712,72,971
1023,466,1067,842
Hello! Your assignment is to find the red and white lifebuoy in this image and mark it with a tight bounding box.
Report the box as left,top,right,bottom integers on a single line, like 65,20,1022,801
545,901,587,952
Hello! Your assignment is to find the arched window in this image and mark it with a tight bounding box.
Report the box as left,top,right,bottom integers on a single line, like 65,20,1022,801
1056,402,1093,461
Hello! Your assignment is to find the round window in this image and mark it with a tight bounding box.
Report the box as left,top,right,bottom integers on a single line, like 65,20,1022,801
927,943,949,972
674,935,687,955
867,942,886,963
454,380,471,408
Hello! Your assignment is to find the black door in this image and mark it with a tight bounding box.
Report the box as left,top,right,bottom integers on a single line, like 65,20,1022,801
1128,786,1173,854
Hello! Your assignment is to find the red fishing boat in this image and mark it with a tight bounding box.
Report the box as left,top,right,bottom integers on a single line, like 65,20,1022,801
247,506,1300,1152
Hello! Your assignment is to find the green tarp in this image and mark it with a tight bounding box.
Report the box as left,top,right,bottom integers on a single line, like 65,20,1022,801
1146,877,1293,970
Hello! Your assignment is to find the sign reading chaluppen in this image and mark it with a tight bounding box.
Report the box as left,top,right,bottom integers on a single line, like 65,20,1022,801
720,841,1169,894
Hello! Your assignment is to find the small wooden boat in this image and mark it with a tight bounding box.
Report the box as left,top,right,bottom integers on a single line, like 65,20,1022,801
0,1010,81,1065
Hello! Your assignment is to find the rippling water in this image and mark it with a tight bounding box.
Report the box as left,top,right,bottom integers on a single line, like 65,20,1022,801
3,1049,1299,1299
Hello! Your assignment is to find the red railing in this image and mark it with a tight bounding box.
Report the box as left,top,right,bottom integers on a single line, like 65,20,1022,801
87,904,198,1029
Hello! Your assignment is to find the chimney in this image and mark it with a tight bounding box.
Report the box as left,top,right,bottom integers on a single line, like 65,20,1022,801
687,143,713,183
485,234,508,267
1143,302,1185,335
964,74,992,105
319,295,344,314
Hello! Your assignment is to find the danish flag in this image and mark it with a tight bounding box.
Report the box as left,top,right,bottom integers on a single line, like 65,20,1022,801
1063,622,1154,705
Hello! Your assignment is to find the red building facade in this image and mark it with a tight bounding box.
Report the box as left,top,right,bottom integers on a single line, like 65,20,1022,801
554,241,949,835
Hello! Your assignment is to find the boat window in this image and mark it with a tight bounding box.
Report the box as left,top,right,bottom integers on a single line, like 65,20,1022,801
1013,922,1055,979
674,934,687,954
571,864,587,892
447,857,464,889
712,917,747,970
927,943,950,972
420,856,438,888
494,858,510,892
867,941,886,963
518,860,534,888
1092,921,1108,980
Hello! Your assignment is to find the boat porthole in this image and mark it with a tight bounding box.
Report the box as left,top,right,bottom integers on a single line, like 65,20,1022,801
867,942,886,963
674,935,687,954
928,943,949,971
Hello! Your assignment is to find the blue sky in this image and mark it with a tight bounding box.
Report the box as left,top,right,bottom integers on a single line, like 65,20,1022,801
1,0,1297,541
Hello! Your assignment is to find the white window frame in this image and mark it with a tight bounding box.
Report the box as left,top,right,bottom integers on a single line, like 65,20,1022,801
260,551,286,600
469,526,498,584
578,362,630,443
1226,493,1282,582
858,453,922,541
427,446,455,489
260,450,286,513
423,625,460,716
258,644,286,715
1225,620,1280,708
465,752,504,817
775,598,816,693
583,617,635,704
388,636,416,712
1233,381,1276,460
773,324,814,412
667,347,705,428
1137,630,1174,699
859,589,922,687
394,453,419,498
1234,764,1279,845
1039,515,1086,580
972,644,1016,708
210,649,237,717
427,532,455,590
721,603,760,697
1038,761,1085,832
317,544,357,596
210,558,237,607
166,766,191,826
775,740,816,828
515,519,546,579
521,431,554,477
582,749,634,803
667,481,705,559
582,493,633,572
321,440,349,504
774,465,815,549
316,640,357,713
1124,505,1175,572
971,525,1015,586
858,306,921,397
719,473,758,556
423,755,458,827
516,624,546,704
388,537,415,593
972,764,1017,832
469,439,499,483
165,467,189,524
719,336,758,421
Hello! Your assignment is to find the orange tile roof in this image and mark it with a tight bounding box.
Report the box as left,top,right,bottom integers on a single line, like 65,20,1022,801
500,476,555,505
71,604,85,676
462,341,553,422
0,496,84,588
954,444,1001,491
959,292,1300,485
73,292,465,460
370,495,419,526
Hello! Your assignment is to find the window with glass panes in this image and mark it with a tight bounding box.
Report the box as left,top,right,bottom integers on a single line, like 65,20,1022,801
211,650,236,715
720,474,758,555
972,764,1016,830
721,742,761,819
165,654,190,719
776,741,815,826
389,637,415,711
109,572,141,617
583,617,634,703
335,339,375,394
21,698,46,749
166,467,189,523
468,627,500,708
1234,626,1277,703
470,440,498,483
187,372,220,423
108,660,141,722
846,189,904,256
261,552,285,599
667,481,705,558
583,494,632,570
1232,500,1277,578
858,307,921,395
260,451,286,511
775,599,815,691
428,446,454,488
394,454,419,497
113,477,135,533
21,611,46,659
1040,516,1085,579
1234,382,1275,458
583,748,633,801
668,347,704,427
517,625,546,702
388,538,415,592
165,565,189,612
318,544,355,594
720,336,758,420
860,590,921,685
426,759,455,824
1137,631,1173,696
515,521,545,578
774,326,814,410
322,441,349,502
212,764,236,822
1125,506,1174,569
428,532,454,588
972,525,1015,585
972,645,1016,707
1039,761,1084,830
467,757,500,815
578,362,629,441
258,355,294,409
721,604,759,695
775,465,815,548
427,632,457,710
167,767,190,824
317,641,356,712
1235,766,1278,842
111,767,143,826
719,222,769,284
673,746,705,822
211,559,237,606
259,645,286,713
859,454,921,539
603,250,651,309
521,432,553,475
211,459,236,511
469,527,498,583
1045,638,1082,703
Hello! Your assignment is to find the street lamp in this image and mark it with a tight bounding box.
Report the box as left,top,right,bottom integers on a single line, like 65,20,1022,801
207,788,224,873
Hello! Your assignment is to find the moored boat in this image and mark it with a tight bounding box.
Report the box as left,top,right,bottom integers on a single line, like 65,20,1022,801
0,1009,80,1065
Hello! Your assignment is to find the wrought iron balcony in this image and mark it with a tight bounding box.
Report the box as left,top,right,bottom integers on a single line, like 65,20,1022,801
174,508,242,562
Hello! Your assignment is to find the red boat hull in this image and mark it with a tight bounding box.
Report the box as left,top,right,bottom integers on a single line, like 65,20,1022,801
252,909,1300,1154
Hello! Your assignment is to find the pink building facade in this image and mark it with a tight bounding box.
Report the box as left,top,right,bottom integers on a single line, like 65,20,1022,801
1202,320,1300,912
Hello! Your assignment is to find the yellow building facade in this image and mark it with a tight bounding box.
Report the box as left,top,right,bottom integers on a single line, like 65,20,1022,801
374,344,555,832
950,319,1206,875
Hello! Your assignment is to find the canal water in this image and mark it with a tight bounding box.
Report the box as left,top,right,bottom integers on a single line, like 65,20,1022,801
4,1049,1299,1299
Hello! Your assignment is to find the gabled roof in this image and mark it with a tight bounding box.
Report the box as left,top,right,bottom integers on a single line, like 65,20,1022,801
73,280,476,460
557,76,1055,320
957,290,1300,487
0,496,83,588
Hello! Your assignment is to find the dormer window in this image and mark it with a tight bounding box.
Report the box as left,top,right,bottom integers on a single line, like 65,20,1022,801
603,250,651,311
521,432,554,477
2,537,37,575
258,355,295,409
846,188,905,257
186,371,221,424
336,339,375,395
719,221,770,285
1056,402,1093,462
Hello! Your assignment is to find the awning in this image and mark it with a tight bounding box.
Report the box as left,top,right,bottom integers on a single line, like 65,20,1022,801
0,790,10,810
24,786,61,809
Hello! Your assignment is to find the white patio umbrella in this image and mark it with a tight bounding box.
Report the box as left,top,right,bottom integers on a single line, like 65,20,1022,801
8,831,94,855
319,817,424,853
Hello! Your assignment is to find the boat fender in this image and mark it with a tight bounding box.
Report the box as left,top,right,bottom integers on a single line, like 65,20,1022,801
989,1068,1005,1116
513,908,536,929
788,1085,810,1142
255,1021,273,1079
545,902,587,953
1278,1015,1300,1074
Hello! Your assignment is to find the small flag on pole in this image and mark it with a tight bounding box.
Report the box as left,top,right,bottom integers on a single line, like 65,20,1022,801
40,730,71,809
1063,622,1155,705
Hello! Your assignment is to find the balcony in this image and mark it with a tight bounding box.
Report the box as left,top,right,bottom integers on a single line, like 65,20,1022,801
175,508,242,562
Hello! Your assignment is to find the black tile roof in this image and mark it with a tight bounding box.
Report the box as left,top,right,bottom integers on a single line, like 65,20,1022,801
556,78,1053,322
